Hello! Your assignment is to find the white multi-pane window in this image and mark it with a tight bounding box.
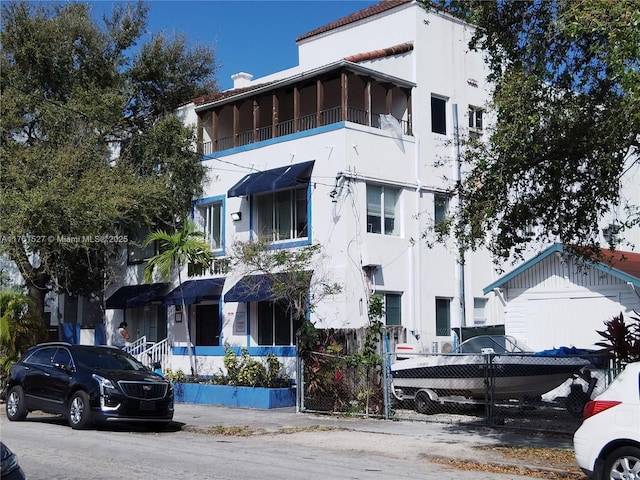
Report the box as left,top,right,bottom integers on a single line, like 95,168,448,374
372,293,402,326
473,297,487,325
196,201,222,250
431,95,447,134
434,193,450,226
367,184,400,236
257,301,303,346
468,106,483,132
435,297,451,336
255,187,308,242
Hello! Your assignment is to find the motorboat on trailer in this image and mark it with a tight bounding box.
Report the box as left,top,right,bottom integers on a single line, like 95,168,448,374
390,335,594,412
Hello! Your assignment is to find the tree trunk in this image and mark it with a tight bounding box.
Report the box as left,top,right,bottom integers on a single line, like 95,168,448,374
26,284,47,325
178,272,197,377
13,246,51,329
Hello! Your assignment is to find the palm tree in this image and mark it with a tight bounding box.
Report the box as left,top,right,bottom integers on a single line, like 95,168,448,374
143,219,213,377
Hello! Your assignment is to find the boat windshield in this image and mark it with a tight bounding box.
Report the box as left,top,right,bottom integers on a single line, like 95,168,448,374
455,335,534,354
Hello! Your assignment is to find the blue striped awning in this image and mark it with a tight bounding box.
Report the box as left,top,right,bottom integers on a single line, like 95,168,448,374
224,275,274,303
106,283,168,309
227,161,314,197
164,278,225,306
224,272,312,303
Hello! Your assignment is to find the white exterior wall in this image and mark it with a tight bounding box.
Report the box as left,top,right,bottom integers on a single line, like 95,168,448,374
202,125,421,335
297,4,416,73
499,254,640,351
188,4,501,355
104,2,638,369
1,1,635,376
601,153,640,250
100,3,510,361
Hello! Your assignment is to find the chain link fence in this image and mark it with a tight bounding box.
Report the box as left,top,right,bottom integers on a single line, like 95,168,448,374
388,350,612,433
298,331,614,435
299,351,387,417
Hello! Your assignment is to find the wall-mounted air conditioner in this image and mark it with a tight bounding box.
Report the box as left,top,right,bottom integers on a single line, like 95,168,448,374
431,340,454,354
361,244,381,268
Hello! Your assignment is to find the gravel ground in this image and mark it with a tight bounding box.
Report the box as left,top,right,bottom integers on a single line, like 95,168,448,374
186,424,586,479
393,402,582,436
7,403,586,478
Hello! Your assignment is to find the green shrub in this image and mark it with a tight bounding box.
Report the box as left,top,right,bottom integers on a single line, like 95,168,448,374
222,346,290,388
164,368,187,383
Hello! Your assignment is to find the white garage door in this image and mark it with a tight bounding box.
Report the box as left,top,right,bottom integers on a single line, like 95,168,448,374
524,295,620,351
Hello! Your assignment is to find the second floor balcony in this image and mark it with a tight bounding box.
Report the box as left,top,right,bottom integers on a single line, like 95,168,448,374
194,61,415,155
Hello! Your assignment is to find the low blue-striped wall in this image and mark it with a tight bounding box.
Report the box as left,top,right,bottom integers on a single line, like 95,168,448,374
174,383,296,409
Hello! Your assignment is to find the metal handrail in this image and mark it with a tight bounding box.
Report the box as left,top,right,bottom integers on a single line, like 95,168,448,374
124,336,147,356
132,337,172,373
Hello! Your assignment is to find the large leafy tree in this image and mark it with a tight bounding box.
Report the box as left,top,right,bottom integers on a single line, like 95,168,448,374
143,219,214,377
421,1,640,264
0,1,217,319
0,289,48,383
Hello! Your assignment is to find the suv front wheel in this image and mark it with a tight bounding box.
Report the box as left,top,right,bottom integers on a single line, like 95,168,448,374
5,386,28,421
68,391,92,429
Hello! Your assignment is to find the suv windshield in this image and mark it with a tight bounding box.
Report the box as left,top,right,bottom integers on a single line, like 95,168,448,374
73,347,147,371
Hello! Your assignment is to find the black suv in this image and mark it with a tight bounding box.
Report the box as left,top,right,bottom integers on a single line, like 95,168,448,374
5,342,173,429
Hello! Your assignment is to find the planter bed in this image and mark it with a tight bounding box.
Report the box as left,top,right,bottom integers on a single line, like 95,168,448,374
174,383,296,409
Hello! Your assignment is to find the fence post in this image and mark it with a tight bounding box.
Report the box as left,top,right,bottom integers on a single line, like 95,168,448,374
381,327,392,420
297,355,304,413
483,352,496,425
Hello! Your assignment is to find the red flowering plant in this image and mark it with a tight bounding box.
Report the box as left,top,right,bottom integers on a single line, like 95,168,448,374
596,312,640,371
298,322,349,411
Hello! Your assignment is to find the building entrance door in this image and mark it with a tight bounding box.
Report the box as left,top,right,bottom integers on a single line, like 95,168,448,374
195,304,220,346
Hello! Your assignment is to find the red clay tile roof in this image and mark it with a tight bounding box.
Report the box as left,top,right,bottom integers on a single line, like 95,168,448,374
344,42,413,63
192,80,279,106
193,1,415,107
596,249,640,279
296,0,412,42
192,54,415,108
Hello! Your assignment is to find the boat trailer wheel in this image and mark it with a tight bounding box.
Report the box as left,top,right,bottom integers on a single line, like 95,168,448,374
565,386,590,418
415,391,436,415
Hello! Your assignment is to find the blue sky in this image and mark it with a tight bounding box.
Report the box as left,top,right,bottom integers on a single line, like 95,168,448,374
88,0,379,90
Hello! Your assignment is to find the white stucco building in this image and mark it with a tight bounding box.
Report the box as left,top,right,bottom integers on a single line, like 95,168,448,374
103,0,503,374
98,0,640,374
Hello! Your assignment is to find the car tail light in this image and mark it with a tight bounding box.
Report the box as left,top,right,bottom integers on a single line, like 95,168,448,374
582,400,622,420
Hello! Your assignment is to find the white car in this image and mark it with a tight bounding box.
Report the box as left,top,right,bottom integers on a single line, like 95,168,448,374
573,361,640,479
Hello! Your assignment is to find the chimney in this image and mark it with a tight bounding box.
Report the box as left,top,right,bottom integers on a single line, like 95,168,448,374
231,72,253,89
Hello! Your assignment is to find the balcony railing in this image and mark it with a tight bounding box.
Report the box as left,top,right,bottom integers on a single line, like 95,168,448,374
256,125,273,142
198,106,411,155
188,258,230,276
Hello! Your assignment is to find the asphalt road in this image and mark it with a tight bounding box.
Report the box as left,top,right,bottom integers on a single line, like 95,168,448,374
0,405,547,480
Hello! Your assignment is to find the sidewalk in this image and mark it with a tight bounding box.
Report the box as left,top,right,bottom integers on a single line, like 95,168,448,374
173,403,580,477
